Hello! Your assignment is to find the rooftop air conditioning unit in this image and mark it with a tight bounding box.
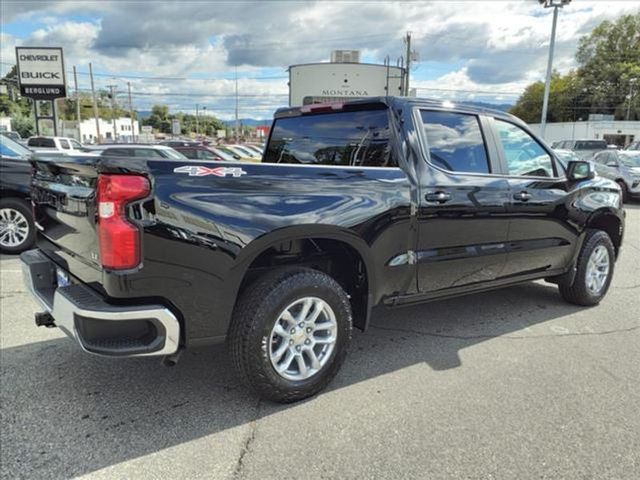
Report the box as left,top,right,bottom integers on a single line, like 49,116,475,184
331,50,361,63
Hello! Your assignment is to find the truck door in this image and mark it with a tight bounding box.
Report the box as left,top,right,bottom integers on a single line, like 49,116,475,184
489,117,576,278
415,109,510,294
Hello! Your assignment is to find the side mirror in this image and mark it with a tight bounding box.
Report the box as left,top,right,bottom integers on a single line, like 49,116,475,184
567,160,595,181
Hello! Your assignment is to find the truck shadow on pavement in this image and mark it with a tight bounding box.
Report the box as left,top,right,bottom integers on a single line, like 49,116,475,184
1,281,585,478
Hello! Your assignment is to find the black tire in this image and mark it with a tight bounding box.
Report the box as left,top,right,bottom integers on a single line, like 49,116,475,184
0,198,35,254
228,267,352,403
558,229,615,306
616,180,628,203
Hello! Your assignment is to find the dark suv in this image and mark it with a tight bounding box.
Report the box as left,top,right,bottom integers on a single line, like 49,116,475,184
0,135,35,253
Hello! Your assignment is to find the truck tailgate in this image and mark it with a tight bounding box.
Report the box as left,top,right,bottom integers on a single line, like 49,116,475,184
31,155,102,271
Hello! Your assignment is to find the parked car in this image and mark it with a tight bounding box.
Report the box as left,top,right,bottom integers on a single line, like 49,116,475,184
86,144,188,159
173,145,240,161
22,97,624,403
552,139,608,160
0,131,23,144
242,144,264,156
592,150,640,202
27,136,87,154
0,135,35,253
625,140,640,151
552,149,581,168
225,144,260,160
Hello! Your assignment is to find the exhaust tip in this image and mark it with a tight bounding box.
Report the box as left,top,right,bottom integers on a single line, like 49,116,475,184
162,350,182,367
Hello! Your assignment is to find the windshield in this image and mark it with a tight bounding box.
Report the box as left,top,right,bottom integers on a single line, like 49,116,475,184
161,148,188,160
619,153,640,167
0,135,32,158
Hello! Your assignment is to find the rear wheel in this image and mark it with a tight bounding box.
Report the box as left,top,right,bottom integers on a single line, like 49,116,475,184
0,198,35,254
559,229,615,306
228,267,352,403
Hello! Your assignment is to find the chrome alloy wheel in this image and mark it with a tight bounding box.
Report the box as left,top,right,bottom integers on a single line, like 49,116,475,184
586,245,610,295
0,208,30,249
268,297,338,381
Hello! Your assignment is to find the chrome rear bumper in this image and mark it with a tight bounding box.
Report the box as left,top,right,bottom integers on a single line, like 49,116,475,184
21,249,180,357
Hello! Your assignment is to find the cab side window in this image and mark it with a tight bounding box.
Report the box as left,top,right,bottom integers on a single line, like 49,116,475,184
495,120,555,177
420,110,490,174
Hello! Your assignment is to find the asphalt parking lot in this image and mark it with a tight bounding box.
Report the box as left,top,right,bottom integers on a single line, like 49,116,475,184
1,204,639,480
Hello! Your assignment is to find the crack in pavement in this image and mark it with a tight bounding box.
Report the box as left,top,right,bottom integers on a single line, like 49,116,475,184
369,324,640,341
232,398,261,479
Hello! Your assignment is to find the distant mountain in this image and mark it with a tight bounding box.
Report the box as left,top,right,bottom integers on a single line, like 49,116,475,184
137,110,153,119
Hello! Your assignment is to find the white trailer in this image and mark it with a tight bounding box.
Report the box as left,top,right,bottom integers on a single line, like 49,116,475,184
288,62,405,107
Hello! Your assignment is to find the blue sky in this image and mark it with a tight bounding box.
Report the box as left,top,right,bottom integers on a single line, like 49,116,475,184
1,1,637,119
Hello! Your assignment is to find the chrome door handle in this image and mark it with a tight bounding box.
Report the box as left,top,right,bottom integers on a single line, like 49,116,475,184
513,191,531,201
425,191,451,203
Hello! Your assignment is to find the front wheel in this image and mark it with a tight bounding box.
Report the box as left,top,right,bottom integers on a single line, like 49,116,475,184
616,180,628,203
559,229,615,306
228,267,352,403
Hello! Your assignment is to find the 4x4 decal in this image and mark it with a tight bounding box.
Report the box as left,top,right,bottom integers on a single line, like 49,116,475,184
173,165,247,177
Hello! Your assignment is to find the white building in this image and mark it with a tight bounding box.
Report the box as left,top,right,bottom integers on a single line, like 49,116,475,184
0,117,12,132
529,120,639,147
60,117,140,143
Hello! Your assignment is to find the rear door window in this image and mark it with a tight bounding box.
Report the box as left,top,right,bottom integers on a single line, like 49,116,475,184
263,107,395,167
59,139,70,150
420,110,490,174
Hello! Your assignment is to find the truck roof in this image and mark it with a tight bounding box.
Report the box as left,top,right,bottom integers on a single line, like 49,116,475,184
275,96,518,123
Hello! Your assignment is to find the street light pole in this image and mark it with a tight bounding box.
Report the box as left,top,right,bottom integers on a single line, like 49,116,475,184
539,0,570,140
626,79,637,121
196,104,199,136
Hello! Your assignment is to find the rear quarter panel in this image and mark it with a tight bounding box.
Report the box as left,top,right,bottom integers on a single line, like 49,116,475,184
99,159,413,344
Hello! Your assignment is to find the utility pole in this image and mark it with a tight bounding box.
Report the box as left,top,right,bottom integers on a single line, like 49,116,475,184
235,66,239,143
127,82,135,142
404,31,411,96
89,63,101,143
107,84,117,142
73,66,81,141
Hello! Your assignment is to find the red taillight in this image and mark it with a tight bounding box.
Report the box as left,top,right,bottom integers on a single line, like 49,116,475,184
97,174,150,270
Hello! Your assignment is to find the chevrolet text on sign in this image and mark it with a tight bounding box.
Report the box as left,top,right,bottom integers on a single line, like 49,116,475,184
15,47,66,100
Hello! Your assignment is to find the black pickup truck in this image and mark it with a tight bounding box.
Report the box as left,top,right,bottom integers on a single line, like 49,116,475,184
21,97,624,402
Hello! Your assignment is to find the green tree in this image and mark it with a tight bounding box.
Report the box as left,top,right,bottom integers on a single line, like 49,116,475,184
511,12,640,122
576,12,640,120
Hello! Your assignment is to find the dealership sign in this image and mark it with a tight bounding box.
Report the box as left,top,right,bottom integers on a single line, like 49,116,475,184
15,47,66,100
